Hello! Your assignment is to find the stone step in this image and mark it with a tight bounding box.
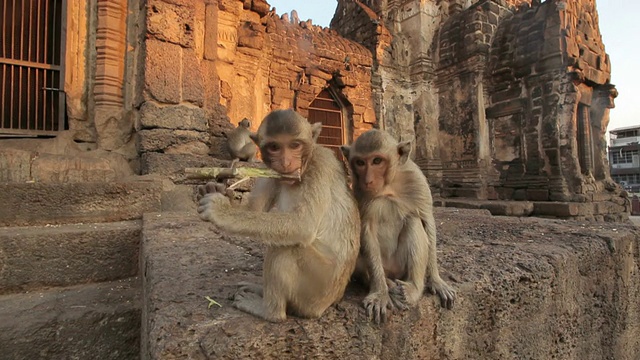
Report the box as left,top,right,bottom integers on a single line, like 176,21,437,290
0,277,140,360
140,210,640,359
0,180,163,227
0,220,141,295
435,198,629,221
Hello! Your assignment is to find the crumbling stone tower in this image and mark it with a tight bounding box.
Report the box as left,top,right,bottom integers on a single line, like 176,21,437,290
332,0,626,221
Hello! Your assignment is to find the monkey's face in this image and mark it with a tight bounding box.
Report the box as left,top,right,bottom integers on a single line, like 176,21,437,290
262,135,305,180
239,119,251,128
352,153,388,195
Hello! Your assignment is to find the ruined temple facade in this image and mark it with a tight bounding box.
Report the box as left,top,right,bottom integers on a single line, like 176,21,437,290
332,0,625,220
0,0,627,220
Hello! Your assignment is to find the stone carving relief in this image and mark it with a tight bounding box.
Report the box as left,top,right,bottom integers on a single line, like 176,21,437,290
216,12,238,63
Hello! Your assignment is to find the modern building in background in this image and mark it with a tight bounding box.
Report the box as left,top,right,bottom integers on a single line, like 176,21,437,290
609,125,640,191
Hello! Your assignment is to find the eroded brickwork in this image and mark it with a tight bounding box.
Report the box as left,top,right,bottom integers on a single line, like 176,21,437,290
482,0,623,219
137,0,375,172
333,0,626,220
30,0,625,220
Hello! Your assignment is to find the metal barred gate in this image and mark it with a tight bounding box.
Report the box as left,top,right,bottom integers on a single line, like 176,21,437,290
1,0,66,136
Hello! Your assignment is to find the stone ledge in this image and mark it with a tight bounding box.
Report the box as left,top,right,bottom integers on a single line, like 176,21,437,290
0,180,163,227
141,209,640,359
435,198,630,222
0,277,140,360
0,146,134,183
140,153,229,182
0,220,141,295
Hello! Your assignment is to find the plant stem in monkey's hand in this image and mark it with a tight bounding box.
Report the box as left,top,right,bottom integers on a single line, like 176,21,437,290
184,167,301,181
205,296,222,309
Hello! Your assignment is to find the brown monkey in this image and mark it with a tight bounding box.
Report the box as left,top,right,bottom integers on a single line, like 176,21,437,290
227,118,257,162
341,129,456,323
197,109,360,322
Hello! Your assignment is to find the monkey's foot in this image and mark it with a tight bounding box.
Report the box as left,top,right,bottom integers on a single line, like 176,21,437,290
227,282,263,300
232,291,286,322
237,282,264,296
427,279,457,309
363,291,395,324
388,279,420,309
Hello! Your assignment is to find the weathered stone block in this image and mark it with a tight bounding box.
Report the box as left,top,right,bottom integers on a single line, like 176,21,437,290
139,102,208,131
496,186,515,200
482,201,534,216
491,87,523,104
145,39,182,104
0,181,163,226
203,4,217,61
182,49,205,106
219,0,242,15
140,152,228,179
526,189,549,201
271,87,294,106
165,141,210,155
0,221,140,294
534,53,563,73
0,148,33,182
237,21,265,49
513,189,527,201
309,75,327,86
147,0,195,47
30,153,127,183
137,129,209,153
585,67,608,84
141,210,640,359
0,279,140,360
533,202,583,217
486,98,526,118
251,0,270,17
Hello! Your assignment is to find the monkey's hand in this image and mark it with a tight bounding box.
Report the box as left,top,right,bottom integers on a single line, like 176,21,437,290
363,291,395,324
427,279,457,310
196,182,233,223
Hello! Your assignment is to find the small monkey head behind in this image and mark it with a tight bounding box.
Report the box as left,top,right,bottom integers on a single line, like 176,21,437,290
238,118,251,128
341,129,411,195
251,109,322,181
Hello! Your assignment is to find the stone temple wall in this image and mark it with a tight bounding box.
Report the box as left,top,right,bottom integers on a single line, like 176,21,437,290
484,0,617,204
5,0,625,221
138,0,376,175
332,0,627,221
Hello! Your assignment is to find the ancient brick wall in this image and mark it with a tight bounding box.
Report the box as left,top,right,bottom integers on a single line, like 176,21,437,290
331,0,626,220
484,0,619,209
137,0,376,173
436,0,516,199
333,0,447,187
139,0,218,165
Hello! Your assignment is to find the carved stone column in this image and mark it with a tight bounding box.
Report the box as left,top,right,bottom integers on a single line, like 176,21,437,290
93,0,129,151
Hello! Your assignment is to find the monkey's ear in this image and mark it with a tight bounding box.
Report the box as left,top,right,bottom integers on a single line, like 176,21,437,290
397,140,412,165
249,132,260,145
311,122,323,142
340,145,351,160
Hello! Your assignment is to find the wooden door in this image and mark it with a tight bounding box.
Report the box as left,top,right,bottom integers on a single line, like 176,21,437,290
308,89,344,159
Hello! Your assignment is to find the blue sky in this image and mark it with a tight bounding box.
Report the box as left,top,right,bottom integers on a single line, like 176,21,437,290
268,1,638,132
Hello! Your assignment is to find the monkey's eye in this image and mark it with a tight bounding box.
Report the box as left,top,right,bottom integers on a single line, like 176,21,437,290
266,143,281,152
372,157,383,165
355,159,365,167
289,141,302,150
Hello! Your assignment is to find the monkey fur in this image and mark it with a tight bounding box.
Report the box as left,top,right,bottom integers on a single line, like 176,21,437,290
341,129,456,324
198,109,360,322
227,118,258,162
